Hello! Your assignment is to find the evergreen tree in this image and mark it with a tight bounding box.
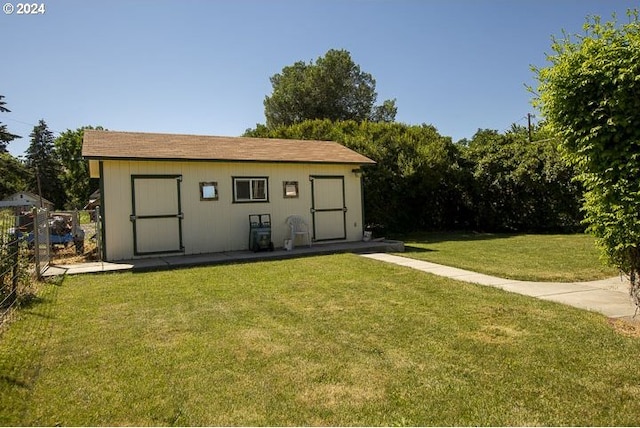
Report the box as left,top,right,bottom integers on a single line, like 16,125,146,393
25,119,65,208
0,95,20,153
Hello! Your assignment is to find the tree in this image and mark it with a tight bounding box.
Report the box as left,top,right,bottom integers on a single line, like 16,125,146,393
25,119,65,208
0,95,20,153
245,119,465,232
461,125,582,232
533,11,640,308
0,153,30,199
0,96,28,197
55,126,102,209
263,49,397,128
370,99,398,123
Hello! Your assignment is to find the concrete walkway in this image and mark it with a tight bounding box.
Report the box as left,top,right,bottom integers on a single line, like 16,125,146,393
42,240,406,276
361,253,637,319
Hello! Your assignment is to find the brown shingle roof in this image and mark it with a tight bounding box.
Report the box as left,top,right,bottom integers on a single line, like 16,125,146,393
82,130,375,165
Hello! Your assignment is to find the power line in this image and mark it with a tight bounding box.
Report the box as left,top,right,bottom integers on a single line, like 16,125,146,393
1,116,64,137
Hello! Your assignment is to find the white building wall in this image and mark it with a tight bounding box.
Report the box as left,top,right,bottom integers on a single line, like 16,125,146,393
100,160,365,260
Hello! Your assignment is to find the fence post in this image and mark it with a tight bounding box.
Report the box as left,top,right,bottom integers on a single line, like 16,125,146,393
9,229,19,305
95,206,103,262
32,207,40,279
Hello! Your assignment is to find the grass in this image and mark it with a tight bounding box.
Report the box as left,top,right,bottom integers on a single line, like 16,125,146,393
1,254,639,426
394,232,618,282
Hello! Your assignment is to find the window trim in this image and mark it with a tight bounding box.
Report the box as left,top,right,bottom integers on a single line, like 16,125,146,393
232,176,269,203
199,181,219,201
283,181,299,198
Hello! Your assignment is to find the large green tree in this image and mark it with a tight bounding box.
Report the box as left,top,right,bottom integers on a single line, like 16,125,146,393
533,12,640,307
0,95,20,153
462,125,582,232
25,119,65,209
246,119,466,232
263,49,397,128
245,119,583,234
0,153,30,199
0,96,28,198
55,126,102,209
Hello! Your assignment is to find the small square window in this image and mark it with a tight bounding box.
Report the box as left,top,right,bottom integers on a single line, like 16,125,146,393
200,182,218,201
233,177,269,203
283,181,299,198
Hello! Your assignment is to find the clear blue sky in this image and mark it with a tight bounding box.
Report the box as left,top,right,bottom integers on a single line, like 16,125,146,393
2,0,637,157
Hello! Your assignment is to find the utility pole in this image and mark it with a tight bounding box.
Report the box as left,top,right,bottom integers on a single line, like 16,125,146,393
35,164,44,208
527,113,534,143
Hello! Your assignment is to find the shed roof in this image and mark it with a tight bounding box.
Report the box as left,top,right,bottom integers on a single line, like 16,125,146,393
82,130,375,165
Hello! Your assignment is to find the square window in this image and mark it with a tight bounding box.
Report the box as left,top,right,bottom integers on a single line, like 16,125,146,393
283,181,299,198
233,177,268,202
200,182,218,201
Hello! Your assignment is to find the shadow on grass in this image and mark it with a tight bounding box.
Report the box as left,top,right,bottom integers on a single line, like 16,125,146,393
0,374,29,389
403,246,437,253
391,231,523,245
17,294,47,311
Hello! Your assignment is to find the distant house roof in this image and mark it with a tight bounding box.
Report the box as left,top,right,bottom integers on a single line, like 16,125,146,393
82,130,375,165
0,191,54,209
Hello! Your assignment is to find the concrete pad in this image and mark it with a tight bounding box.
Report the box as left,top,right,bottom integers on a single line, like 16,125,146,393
417,265,479,278
496,281,597,298
126,258,170,270
539,289,636,318
42,265,68,277
361,253,410,264
451,273,521,287
42,240,404,276
45,262,134,276
65,262,134,274
575,277,630,294
359,253,639,319
361,254,518,286
163,253,232,267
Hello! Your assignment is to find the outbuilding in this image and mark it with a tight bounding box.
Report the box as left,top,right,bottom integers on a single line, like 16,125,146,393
0,191,55,213
82,130,375,261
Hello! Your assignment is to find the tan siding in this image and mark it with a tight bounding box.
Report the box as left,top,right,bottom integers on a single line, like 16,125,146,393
313,177,345,209
88,160,100,178
135,217,181,253
314,211,346,241
102,161,134,260
133,177,179,216
101,160,365,260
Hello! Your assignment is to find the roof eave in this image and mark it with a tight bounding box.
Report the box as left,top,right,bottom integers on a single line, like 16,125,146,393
82,155,376,165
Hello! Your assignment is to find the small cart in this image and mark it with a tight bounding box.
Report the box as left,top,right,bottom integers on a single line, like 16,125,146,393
249,214,274,252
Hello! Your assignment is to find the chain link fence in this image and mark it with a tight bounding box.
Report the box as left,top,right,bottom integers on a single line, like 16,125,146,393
1,209,38,326
46,208,102,265
33,208,51,277
0,207,102,328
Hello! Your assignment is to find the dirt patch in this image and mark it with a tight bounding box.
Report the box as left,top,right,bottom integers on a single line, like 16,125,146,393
608,317,640,338
49,238,100,265
45,222,100,265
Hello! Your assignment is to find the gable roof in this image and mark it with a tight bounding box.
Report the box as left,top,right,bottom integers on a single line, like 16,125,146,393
82,130,375,165
0,191,54,208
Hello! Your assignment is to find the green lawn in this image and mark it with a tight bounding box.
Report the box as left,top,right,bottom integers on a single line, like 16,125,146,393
1,254,639,426
394,232,618,282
